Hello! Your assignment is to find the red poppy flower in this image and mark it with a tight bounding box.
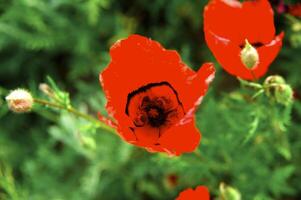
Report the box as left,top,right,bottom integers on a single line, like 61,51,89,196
166,174,179,187
204,0,284,80
289,3,301,17
176,186,210,200
293,90,300,101
99,34,215,156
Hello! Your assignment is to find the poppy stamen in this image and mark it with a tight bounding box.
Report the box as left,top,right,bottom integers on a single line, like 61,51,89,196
126,82,184,129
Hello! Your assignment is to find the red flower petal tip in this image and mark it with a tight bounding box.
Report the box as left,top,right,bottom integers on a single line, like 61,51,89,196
176,186,210,200
99,34,215,156
204,0,284,80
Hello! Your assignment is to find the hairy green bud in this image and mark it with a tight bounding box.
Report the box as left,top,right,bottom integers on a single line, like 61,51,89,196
240,39,259,69
264,75,293,105
264,75,285,86
219,183,241,200
275,84,293,106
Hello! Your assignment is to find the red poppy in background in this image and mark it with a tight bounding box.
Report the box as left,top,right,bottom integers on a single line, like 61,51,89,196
99,34,215,156
271,0,301,17
289,3,301,17
167,174,179,187
176,186,210,200
204,0,284,80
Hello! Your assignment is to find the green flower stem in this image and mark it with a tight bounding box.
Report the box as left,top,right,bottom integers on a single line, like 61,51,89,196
238,78,262,89
33,98,116,134
249,70,258,82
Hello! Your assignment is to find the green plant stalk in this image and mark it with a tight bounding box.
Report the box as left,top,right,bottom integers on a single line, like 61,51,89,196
249,70,258,82
33,98,116,134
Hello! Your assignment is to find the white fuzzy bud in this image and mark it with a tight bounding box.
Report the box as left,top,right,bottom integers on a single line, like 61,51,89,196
5,89,33,113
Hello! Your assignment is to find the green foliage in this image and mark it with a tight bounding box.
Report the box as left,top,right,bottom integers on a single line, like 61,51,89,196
1,0,301,200
0,163,26,200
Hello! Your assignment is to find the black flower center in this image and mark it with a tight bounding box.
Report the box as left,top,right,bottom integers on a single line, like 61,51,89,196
239,42,264,49
139,96,168,127
147,108,165,126
125,82,184,129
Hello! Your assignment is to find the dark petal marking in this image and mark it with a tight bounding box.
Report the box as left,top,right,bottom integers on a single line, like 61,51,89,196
125,81,184,115
239,42,264,49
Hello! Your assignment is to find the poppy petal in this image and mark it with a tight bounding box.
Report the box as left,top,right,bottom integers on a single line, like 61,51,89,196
97,112,117,128
133,126,161,144
117,127,137,143
158,119,201,156
253,32,284,78
204,31,284,80
176,186,210,200
289,3,301,17
204,0,275,45
183,63,215,116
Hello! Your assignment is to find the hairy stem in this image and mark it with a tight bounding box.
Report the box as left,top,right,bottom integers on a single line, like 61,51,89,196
33,98,116,134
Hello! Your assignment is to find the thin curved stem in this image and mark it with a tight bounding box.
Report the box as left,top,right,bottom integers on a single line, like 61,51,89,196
33,98,116,134
237,78,262,89
249,70,258,82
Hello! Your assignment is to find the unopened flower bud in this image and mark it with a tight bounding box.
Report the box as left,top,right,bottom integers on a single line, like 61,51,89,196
264,75,285,86
263,75,293,105
240,39,259,69
39,83,54,98
5,89,33,113
219,183,241,200
275,84,293,105
264,75,286,98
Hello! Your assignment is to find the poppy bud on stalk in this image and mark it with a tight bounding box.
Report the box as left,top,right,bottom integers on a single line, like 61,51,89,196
264,75,293,105
264,75,285,86
39,83,54,98
240,39,259,69
5,89,33,113
219,183,241,200
275,84,293,105
264,75,286,98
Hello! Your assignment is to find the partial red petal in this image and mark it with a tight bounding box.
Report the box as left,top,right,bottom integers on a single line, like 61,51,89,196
289,3,301,17
253,32,284,78
204,31,284,80
133,126,160,144
176,186,210,200
242,0,275,44
182,63,215,116
117,127,137,143
130,119,201,156
205,31,253,79
97,112,117,128
204,0,275,45
158,119,201,156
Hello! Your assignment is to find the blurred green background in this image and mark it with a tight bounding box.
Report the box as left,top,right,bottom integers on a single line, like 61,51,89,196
0,0,301,199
